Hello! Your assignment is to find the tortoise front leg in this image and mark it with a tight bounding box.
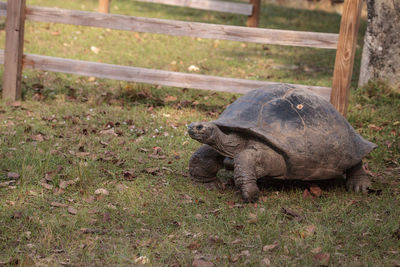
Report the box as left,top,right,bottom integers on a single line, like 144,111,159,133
189,145,225,183
234,149,260,202
346,161,371,192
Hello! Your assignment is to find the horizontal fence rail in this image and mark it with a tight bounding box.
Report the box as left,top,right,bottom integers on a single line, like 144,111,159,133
134,0,253,15
0,2,339,49
0,50,332,100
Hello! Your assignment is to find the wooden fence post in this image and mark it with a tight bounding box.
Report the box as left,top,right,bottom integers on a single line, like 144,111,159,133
247,0,260,27
99,0,110,14
330,0,363,116
2,0,26,101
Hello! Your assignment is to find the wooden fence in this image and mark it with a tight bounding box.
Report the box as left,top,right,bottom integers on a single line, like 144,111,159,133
98,0,261,27
0,0,362,115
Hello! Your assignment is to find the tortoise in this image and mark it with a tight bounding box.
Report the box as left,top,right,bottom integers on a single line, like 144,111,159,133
187,84,376,202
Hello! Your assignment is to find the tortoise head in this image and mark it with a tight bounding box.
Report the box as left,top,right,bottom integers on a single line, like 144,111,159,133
188,122,219,144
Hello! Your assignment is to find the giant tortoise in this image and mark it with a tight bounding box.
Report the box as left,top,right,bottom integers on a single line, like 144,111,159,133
187,84,376,202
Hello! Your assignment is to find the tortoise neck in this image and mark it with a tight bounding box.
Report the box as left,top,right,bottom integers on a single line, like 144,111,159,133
207,127,245,157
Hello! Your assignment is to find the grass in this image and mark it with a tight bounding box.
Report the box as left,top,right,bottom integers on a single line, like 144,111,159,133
0,0,399,266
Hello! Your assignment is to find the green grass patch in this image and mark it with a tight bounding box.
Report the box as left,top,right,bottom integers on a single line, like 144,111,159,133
0,0,399,266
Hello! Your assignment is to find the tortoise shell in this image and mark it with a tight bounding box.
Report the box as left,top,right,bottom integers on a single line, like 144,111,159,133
213,84,376,180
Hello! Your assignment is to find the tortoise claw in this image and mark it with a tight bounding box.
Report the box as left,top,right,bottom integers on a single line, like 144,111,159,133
346,175,371,193
241,183,260,203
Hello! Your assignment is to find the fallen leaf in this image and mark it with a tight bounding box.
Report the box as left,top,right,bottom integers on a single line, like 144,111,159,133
7,172,20,179
305,224,316,236
50,202,68,208
229,254,241,263
208,235,224,244
80,228,104,234
231,239,242,245
188,65,200,72
90,46,100,54
311,247,323,254
241,250,250,257
248,213,258,224
12,211,23,219
44,166,63,181
134,256,150,265
262,241,279,252
31,134,45,142
59,178,79,189
144,167,161,175
0,180,16,187
67,207,77,215
192,259,214,267
260,257,271,267
187,242,200,250
40,182,53,190
164,95,177,102
103,212,111,222
99,128,118,136
313,253,330,266
94,188,109,195
281,207,303,222
302,188,314,199
123,169,136,181
309,184,322,197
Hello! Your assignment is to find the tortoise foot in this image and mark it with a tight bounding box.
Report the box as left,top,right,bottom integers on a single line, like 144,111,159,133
346,175,371,193
241,183,260,203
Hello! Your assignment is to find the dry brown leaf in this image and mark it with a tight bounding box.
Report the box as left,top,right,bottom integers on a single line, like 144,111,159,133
231,239,242,245
311,247,323,254
262,241,279,252
187,242,201,250
7,172,20,179
0,180,16,188
50,202,68,208
281,207,303,221
99,128,118,136
40,182,53,190
144,167,161,175
314,253,330,265
260,258,271,267
248,213,258,224
192,259,214,267
164,95,177,102
305,224,316,236
67,207,77,215
123,169,136,181
302,188,314,199
208,235,224,244
31,134,45,142
94,188,109,195
309,184,322,197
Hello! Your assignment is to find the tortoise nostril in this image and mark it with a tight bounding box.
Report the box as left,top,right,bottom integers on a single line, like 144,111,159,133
196,125,203,131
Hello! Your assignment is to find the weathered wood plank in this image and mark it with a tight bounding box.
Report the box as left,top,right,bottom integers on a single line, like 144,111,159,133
247,0,261,27
0,51,331,100
0,2,339,49
2,0,26,101
135,0,253,15
330,0,363,116
99,0,110,14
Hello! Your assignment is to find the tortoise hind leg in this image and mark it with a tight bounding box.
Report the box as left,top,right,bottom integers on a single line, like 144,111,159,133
189,145,225,183
346,161,371,192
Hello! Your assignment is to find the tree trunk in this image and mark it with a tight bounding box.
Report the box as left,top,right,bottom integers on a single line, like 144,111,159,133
358,0,400,91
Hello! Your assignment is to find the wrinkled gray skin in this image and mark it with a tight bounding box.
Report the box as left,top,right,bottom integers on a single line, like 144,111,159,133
188,122,370,202
187,86,374,202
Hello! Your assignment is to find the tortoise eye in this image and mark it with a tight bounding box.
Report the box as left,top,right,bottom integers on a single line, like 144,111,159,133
296,104,304,110
196,125,203,130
